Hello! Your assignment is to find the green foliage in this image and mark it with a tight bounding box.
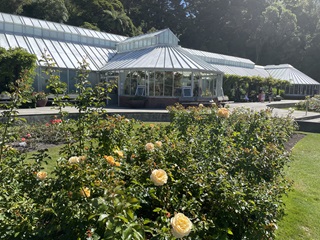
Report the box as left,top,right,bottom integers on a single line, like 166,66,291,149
0,47,37,94
0,59,298,239
295,95,320,112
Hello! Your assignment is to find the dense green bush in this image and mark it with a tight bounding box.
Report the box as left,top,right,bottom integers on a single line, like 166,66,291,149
0,59,297,239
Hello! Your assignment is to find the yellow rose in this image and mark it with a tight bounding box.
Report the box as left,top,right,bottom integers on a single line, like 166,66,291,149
145,142,155,152
150,169,168,186
36,171,47,180
217,108,230,118
104,155,115,165
114,150,124,158
199,103,204,107
114,161,121,167
80,187,90,198
68,156,80,164
171,213,192,238
155,141,162,148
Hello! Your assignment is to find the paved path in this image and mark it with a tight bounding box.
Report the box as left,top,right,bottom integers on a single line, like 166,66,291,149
2,100,320,122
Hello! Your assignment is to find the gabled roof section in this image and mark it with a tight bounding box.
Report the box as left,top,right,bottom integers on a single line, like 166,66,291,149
265,64,320,85
183,48,255,68
101,45,221,73
117,29,179,53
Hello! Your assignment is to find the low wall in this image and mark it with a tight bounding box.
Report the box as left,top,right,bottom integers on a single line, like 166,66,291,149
296,120,320,133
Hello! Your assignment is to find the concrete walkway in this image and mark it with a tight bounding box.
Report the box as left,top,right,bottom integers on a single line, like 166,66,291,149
2,100,320,122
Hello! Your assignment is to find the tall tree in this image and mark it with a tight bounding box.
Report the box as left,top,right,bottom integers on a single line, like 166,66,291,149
66,0,138,36
22,0,69,23
121,0,187,35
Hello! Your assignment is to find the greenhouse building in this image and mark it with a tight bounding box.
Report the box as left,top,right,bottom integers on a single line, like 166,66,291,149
0,12,319,107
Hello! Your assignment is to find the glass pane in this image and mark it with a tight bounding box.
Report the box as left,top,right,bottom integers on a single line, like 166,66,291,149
43,39,66,68
0,33,10,48
164,72,173,96
123,71,131,95
15,35,31,52
56,42,76,68
6,34,18,47
5,23,13,31
68,70,77,93
2,14,13,23
173,72,183,97
149,71,155,96
155,72,164,96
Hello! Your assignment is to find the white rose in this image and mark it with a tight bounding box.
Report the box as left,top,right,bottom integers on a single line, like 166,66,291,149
171,213,192,238
150,169,168,186
145,142,155,152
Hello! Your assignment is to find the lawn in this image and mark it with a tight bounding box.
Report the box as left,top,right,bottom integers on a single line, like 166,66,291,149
276,133,320,239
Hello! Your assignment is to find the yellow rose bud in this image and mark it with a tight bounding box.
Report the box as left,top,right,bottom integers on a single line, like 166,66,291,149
171,213,192,238
114,161,121,167
80,187,90,198
150,169,168,186
36,171,47,180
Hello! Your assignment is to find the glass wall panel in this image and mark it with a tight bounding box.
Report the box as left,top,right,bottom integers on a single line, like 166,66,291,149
149,71,155,96
89,72,100,86
68,70,77,93
123,71,131,95
155,72,164,96
173,72,183,97
60,69,68,91
181,72,192,87
193,73,201,97
164,72,173,96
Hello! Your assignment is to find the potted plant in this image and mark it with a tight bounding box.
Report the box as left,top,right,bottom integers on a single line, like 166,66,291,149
34,92,48,107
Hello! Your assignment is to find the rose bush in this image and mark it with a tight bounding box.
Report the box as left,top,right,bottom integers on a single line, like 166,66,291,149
0,57,298,239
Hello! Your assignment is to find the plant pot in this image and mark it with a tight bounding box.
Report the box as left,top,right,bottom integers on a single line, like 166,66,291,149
36,98,48,107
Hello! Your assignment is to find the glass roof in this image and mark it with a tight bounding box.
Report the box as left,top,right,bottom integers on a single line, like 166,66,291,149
183,48,255,68
265,64,320,85
101,45,221,73
0,12,127,49
0,33,117,71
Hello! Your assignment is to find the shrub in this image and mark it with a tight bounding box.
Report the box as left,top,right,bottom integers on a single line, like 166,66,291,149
0,57,298,239
296,95,320,112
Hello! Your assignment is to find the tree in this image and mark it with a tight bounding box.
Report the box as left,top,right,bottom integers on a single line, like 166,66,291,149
22,0,69,23
0,0,29,14
66,0,138,36
0,47,37,93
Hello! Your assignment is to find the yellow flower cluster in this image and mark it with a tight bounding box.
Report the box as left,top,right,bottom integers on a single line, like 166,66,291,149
104,155,121,166
217,108,230,118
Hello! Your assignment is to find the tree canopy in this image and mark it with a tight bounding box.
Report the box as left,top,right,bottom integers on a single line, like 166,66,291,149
2,0,320,82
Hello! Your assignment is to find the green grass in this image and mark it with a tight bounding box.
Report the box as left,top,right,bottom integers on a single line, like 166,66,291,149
276,133,320,239
26,145,63,174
